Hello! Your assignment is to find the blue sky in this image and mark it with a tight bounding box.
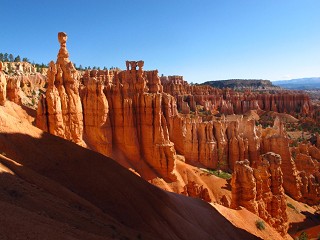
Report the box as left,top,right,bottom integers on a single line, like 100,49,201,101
1,0,320,83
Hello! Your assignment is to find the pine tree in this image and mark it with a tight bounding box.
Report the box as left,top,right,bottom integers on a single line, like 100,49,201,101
22,57,29,62
9,54,14,62
79,65,83,70
0,53,3,62
4,53,8,62
14,55,21,62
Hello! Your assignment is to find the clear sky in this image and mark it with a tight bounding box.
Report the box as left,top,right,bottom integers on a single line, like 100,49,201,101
1,0,320,83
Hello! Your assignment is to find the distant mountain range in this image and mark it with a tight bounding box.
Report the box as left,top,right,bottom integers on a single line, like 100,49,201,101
272,78,320,90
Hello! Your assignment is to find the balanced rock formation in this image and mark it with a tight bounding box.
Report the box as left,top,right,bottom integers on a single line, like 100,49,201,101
36,37,177,181
231,153,288,235
37,32,84,145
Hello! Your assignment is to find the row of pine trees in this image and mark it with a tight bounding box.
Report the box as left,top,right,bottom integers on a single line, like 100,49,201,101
0,52,120,72
0,53,29,63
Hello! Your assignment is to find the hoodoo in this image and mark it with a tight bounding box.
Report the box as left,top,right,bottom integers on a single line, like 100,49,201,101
33,32,320,238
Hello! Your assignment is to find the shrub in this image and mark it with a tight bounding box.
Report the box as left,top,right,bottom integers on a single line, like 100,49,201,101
287,203,296,210
206,169,232,180
298,231,308,240
255,220,265,230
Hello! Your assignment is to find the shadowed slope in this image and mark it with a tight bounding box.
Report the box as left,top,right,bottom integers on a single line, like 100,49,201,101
0,102,259,240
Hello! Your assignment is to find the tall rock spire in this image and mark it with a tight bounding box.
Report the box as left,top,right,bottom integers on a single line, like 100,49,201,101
36,32,84,146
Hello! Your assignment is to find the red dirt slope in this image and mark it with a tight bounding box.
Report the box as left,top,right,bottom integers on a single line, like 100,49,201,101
0,102,260,240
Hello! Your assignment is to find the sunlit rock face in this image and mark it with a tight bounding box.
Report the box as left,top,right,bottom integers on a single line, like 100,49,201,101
36,33,319,227
37,32,84,145
161,77,312,116
36,37,177,180
0,62,7,105
231,153,288,236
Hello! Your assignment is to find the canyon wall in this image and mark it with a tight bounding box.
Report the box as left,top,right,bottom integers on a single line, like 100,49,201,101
231,153,288,235
161,76,312,116
36,34,177,181
35,33,319,204
34,33,320,237
0,62,7,105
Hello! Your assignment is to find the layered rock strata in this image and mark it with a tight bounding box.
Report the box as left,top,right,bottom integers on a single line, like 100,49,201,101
35,33,319,232
231,153,288,235
36,32,84,145
6,77,21,104
0,62,6,105
291,143,320,205
37,36,177,180
161,76,312,116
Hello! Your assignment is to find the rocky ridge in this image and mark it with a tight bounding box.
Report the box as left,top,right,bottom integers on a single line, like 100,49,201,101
161,76,312,117
202,79,279,90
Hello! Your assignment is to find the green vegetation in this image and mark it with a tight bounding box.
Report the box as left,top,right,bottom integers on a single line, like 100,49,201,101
298,231,308,240
255,220,265,230
203,168,232,180
287,203,299,213
0,52,113,72
0,52,30,63
287,203,296,210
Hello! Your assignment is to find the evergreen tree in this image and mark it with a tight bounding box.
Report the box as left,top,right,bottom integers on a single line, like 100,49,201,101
97,67,100,70
14,55,21,62
4,53,8,62
22,57,29,62
93,66,97,70
9,54,14,62
0,53,3,62
79,65,83,70
103,66,107,70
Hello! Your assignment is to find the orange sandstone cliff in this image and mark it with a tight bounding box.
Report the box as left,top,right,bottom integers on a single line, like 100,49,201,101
34,32,320,237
